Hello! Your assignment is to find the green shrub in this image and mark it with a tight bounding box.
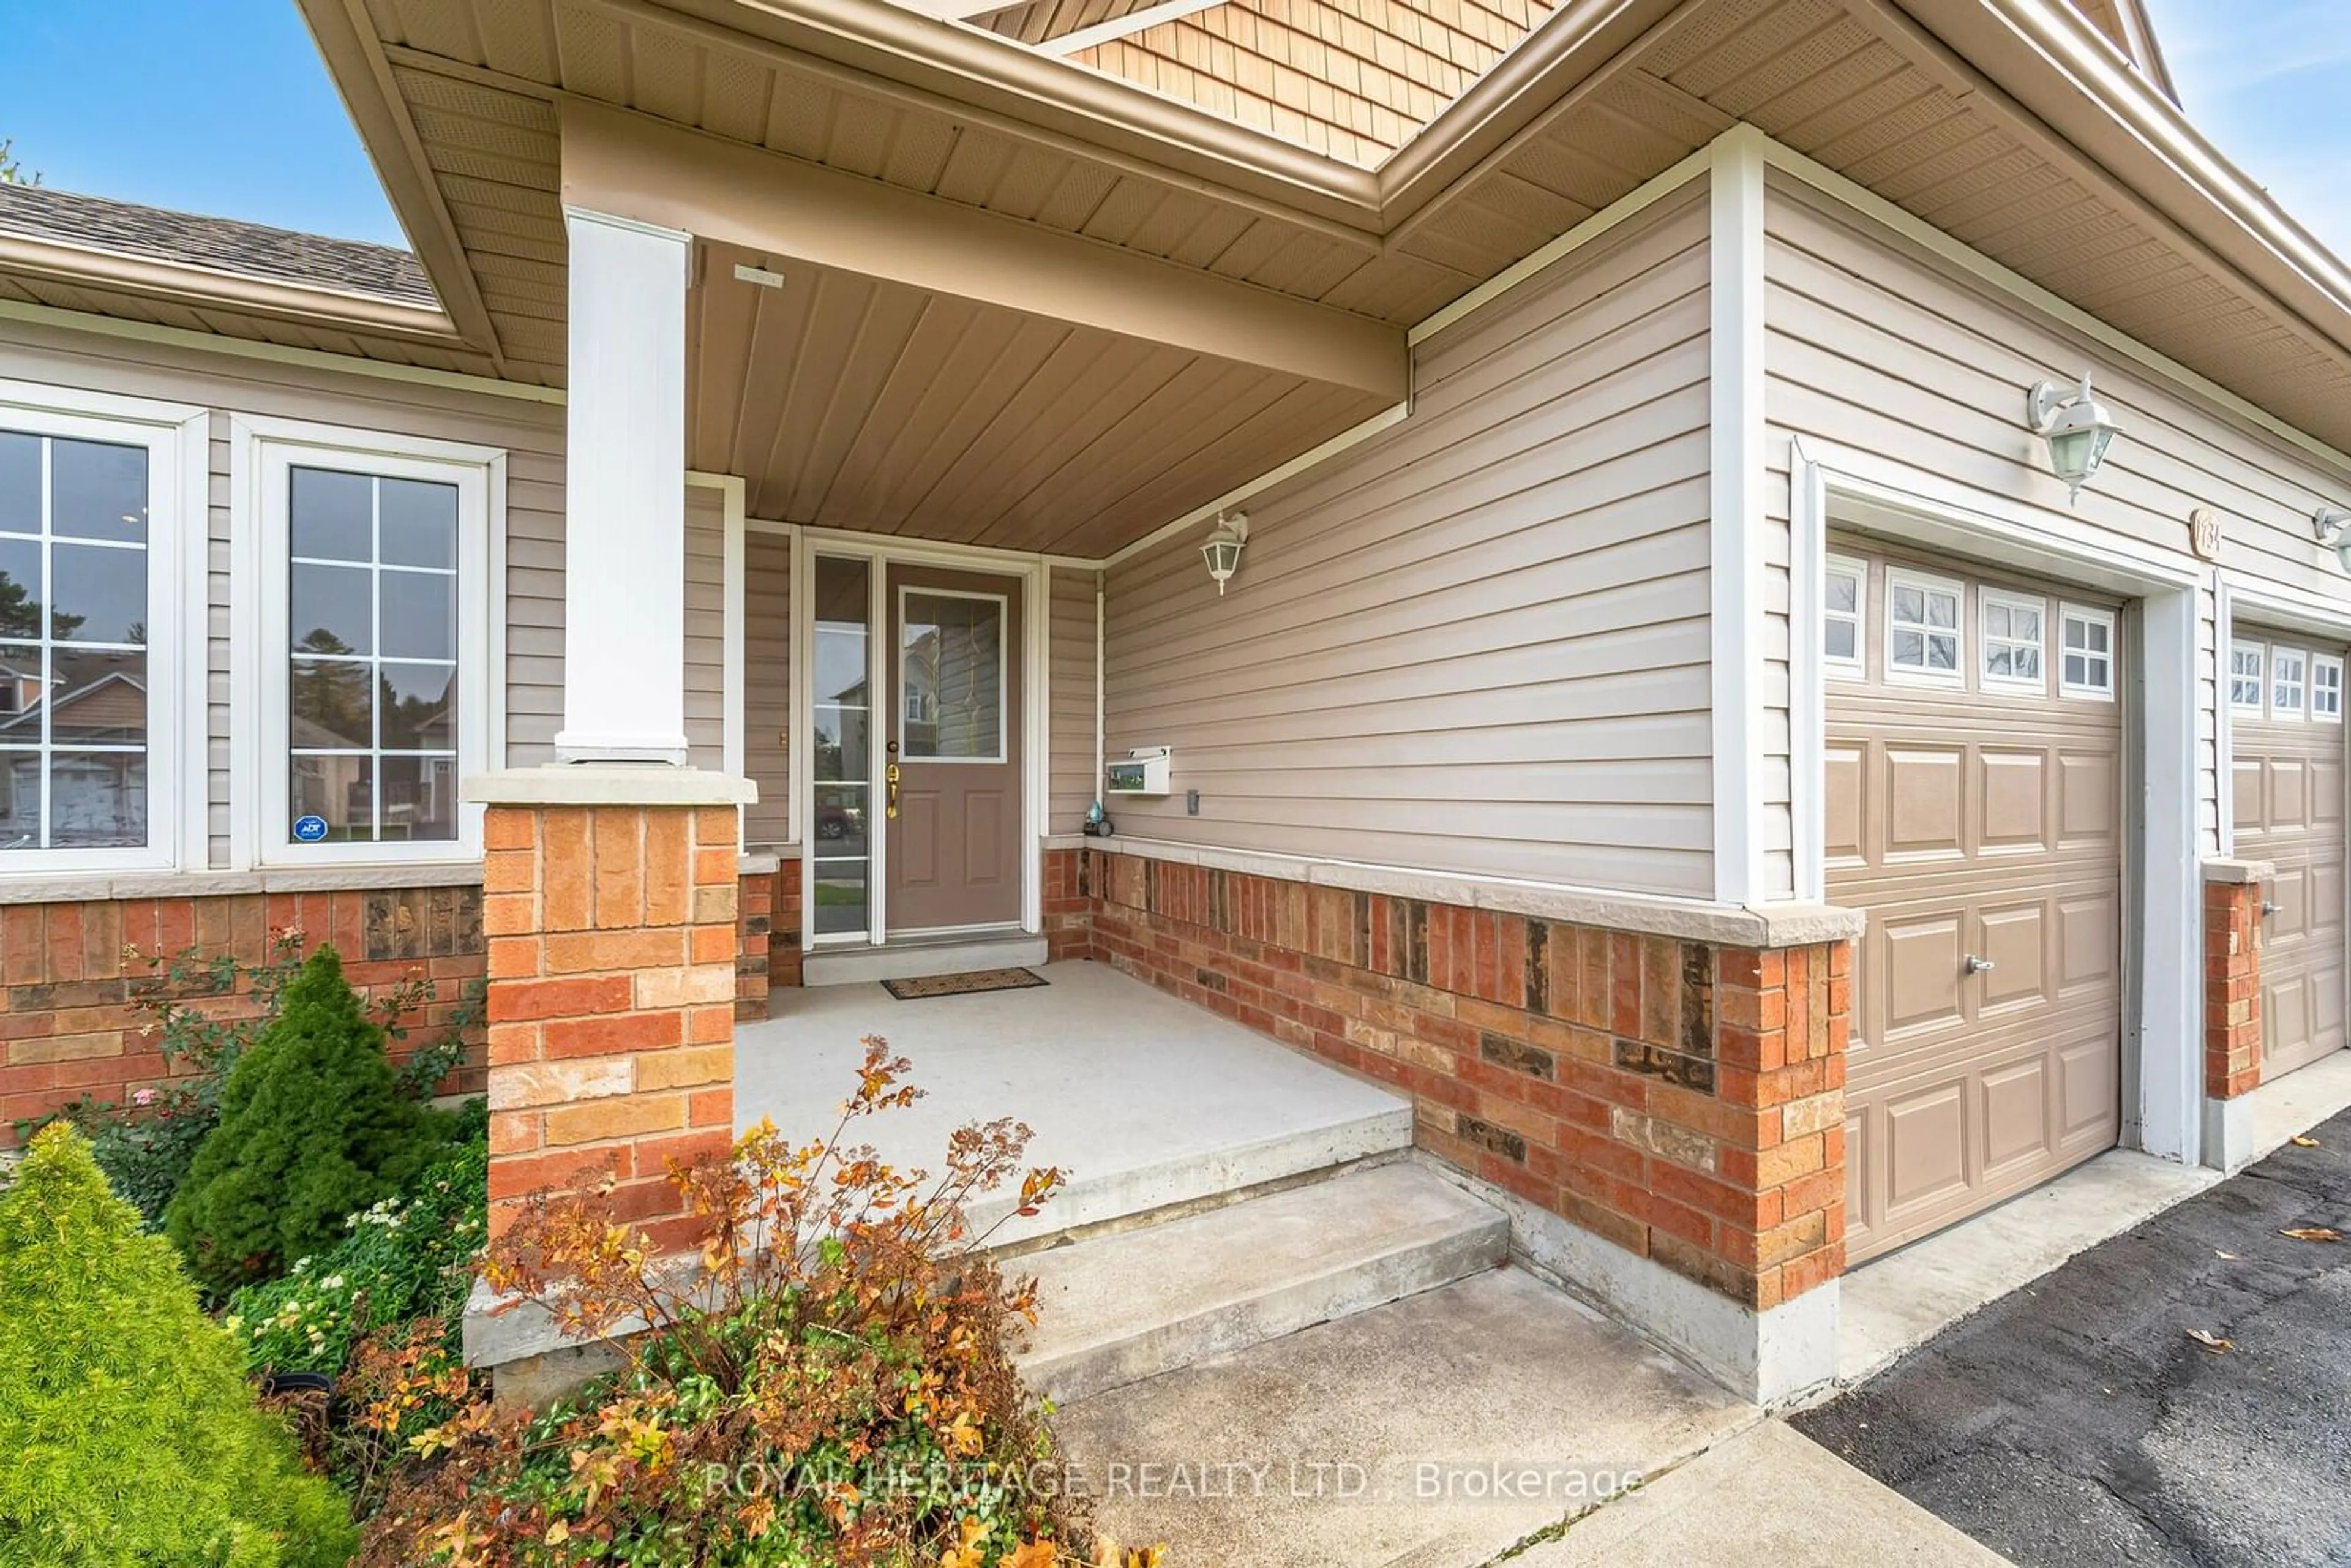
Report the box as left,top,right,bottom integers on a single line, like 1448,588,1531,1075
167,947,459,1299
29,931,481,1230
0,1123,355,1568
229,1133,488,1379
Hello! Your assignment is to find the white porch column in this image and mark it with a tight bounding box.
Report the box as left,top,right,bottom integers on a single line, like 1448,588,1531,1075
555,206,692,763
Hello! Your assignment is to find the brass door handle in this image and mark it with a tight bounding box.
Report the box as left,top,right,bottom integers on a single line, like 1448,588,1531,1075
886,762,901,820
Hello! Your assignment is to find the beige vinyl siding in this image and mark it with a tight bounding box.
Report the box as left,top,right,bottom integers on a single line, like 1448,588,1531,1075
1763,173,2351,862
683,482,726,771
1048,565,1100,835
0,315,565,867
742,528,793,849
1101,191,1712,896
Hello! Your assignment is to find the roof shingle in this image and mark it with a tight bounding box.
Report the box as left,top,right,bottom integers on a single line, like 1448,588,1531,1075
0,182,437,308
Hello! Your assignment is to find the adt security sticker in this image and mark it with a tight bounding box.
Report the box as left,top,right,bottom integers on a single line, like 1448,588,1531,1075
293,814,330,843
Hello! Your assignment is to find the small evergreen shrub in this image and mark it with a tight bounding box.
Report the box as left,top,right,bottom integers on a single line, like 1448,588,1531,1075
30,929,481,1230
167,947,459,1299
228,1132,489,1379
0,1123,355,1568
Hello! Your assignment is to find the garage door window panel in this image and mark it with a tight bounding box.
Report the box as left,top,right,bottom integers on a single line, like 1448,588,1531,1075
1980,590,2047,692
2060,607,2115,700
2273,647,2308,720
2312,655,2343,722
2231,640,2266,714
1887,569,1963,684
1824,555,1866,675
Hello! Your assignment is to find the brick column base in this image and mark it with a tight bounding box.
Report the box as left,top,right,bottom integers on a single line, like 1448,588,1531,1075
473,768,755,1255
2203,861,2268,1100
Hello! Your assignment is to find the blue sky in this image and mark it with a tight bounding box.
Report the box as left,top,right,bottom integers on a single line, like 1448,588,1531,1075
0,0,2344,261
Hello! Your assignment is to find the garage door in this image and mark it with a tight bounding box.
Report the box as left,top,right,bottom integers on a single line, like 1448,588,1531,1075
1826,541,2124,1262
2229,632,2348,1080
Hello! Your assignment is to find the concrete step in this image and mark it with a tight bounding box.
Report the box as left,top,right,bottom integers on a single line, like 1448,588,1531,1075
1054,1267,1757,1568
802,931,1047,986
1015,1161,1508,1405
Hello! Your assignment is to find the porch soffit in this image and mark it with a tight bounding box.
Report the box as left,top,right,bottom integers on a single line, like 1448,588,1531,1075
307,0,2351,465
688,238,1389,552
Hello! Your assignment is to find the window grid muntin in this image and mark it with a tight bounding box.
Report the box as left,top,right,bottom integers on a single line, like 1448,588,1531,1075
2312,654,2344,722
0,430,150,852
2059,605,2115,699
285,468,459,844
2230,640,2266,713
1885,568,1963,682
1823,555,1865,675
2271,646,2308,721
1979,588,2047,691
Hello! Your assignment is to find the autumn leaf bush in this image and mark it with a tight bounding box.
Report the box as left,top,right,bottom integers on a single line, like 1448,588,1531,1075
168,946,470,1299
352,1037,1153,1568
0,1123,355,1567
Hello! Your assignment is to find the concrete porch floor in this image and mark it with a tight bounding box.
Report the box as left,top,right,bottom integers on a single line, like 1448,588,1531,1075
735,961,1415,1248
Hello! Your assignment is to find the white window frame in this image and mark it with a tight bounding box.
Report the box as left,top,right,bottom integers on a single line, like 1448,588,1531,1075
233,419,501,869
1978,587,2048,693
1883,566,1965,685
2058,604,2117,701
893,585,1010,766
2271,645,2308,721
1822,553,1865,677
2229,639,2266,715
0,381,203,877
2312,653,2344,723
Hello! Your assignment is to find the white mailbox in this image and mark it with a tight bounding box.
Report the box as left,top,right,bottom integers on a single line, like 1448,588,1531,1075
1105,746,1172,796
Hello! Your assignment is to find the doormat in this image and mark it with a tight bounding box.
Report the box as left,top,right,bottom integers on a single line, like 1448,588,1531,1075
880,967,1049,1000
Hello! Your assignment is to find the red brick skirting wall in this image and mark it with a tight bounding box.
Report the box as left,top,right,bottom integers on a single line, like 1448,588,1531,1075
2205,874,2263,1099
1057,846,1850,1311
0,886,487,1143
1,868,787,1142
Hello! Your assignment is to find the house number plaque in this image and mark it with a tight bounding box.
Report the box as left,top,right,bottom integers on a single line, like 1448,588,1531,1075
2189,508,2221,561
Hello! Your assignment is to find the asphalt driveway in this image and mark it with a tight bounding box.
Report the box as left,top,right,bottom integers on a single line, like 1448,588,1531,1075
1794,1106,2351,1567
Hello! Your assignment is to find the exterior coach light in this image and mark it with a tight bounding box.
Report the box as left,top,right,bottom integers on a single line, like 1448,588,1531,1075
2312,508,2351,574
1201,511,1248,595
2027,372,2121,504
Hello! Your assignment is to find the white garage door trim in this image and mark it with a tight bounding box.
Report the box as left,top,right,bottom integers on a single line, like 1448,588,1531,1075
1791,438,2205,1168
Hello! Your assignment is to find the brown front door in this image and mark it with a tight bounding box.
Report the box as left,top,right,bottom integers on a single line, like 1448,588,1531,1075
1826,539,2124,1263
2230,630,2349,1080
885,566,1023,933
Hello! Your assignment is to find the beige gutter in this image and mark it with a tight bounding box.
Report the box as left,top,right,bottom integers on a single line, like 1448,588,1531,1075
0,229,470,345
1374,0,1698,228
1881,0,2351,361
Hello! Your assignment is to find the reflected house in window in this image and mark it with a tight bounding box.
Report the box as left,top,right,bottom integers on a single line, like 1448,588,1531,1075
0,661,147,849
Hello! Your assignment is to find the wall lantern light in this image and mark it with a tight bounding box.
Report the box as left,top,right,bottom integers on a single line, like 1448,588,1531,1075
1201,511,1249,595
2027,372,2121,503
2312,507,2351,574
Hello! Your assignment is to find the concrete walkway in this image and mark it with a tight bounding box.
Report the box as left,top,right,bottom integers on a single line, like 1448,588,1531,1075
1796,1105,2351,1566
1507,1422,2004,1566
1052,1265,1997,1567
